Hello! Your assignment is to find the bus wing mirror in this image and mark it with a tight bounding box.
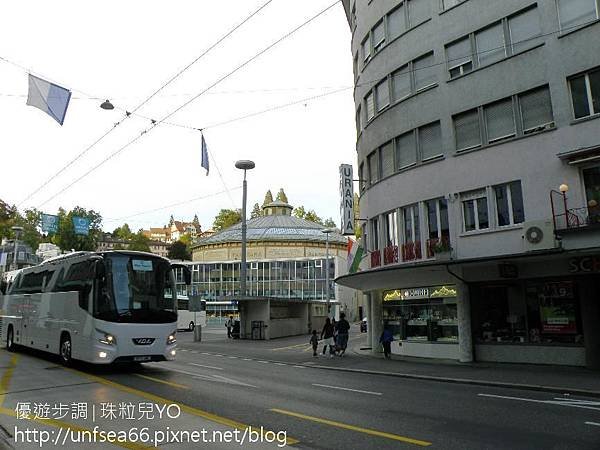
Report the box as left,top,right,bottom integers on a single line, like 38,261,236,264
171,264,192,285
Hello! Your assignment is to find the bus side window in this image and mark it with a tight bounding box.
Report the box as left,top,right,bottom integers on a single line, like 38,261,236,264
55,261,94,310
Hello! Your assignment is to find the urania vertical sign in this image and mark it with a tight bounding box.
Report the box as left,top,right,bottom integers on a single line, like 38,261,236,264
339,164,355,235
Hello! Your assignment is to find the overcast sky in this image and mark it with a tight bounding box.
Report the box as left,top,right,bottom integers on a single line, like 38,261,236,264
0,0,355,233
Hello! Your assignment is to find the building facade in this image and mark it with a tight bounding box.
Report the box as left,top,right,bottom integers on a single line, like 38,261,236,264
339,0,600,367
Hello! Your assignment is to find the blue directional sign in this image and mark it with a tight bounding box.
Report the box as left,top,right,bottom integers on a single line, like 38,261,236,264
41,214,59,234
72,216,90,236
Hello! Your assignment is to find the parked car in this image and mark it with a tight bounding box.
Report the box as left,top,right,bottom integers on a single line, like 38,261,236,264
360,317,367,333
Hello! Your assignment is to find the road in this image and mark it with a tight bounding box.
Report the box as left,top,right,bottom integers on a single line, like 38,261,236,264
0,326,598,449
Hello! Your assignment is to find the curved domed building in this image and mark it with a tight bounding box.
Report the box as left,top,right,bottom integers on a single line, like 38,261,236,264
187,198,361,339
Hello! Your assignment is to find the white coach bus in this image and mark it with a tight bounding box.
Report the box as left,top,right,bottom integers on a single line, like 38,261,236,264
0,251,190,365
176,295,207,331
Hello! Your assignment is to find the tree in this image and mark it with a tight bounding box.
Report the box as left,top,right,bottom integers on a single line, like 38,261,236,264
112,223,133,240
276,188,288,203
17,208,43,252
128,231,151,252
262,190,273,207
304,210,322,224
168,240,191,260
213,209,242,231
52,206,103,252
292,205,306,219
179,232,193,247
323,218,336,228
250,203,262,219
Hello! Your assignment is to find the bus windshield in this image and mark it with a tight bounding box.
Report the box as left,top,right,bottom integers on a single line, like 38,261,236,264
94,254,176,323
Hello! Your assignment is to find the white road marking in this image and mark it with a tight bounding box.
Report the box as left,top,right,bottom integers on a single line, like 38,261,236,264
201,352,210,355
293,365,307,369
257,360,270,364
242,358,252,361
189,363,223,371
228,356,238,359
211,374,257,388
179,349,188,352
312,383,382,396
162,366,255,387
585,422,600,427
478,393,600,412
191,351,198,354
274,363,286,366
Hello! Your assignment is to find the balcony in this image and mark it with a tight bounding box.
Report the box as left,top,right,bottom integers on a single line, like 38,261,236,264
383,245,399,265
553,206,600,233
426,236,452,258
370,250,381,268
401,241,422,262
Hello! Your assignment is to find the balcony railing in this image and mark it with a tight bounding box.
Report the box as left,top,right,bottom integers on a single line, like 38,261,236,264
401,241,422,262
553,206,600,232
426,236,451,258
383,245,399,265
370,250,381,268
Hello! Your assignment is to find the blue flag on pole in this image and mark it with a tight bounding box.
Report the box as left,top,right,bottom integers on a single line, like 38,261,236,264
201,133,210,176
26,74,72,125
72,217,90,236
41,214,59,234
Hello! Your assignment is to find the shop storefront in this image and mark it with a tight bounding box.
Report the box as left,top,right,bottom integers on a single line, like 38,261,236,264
383,285,460,359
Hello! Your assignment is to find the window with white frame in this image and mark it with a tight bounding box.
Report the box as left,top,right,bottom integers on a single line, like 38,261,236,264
557,0,599,32
494,181,525,226
446,6,542,79
376,79,390,111
569,68,600,119
462,190,489,231
380,141,394,179
373,20,385,53
413,52,437,91
368,151,379,185
385,210,399,247
426,198,449,240
402,204,421,244
365,92,375,120
454,85,553,151
396,130,417,169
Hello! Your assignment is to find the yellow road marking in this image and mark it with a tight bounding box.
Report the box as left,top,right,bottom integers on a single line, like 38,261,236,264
67,367,299,446
134,373,189,389
270,408,431,447
0,354,18,407
0,406,150,449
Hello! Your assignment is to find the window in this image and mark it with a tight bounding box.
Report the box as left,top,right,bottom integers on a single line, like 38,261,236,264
519,86,554,131
569,69,600,119
373,20,385,53
371,218,380,251
402,204,420,244
557,0,599,31
356,105,362,135
408,0,430,27
494,181,525,226
418,122,442,160
396,131,417,168
442,0,465,9
380,141,394,179
368,151,379,185
387,4,406,40
462,190,489,231
475,22,506,67
454,109,481,150
376,79,390,111
426,198,450,257
446,38,473,78
385,211,399,246
353,53,358,80
484,98,515,142
361,36,371,63
359,163,365,191
365,92,375,120
392,65,411,101
509,7,542,54
413,53,436,91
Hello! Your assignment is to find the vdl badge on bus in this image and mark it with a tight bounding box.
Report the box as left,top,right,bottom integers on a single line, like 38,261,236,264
0,251,191,365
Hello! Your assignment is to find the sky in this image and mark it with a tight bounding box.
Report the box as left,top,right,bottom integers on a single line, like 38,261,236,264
0,0,355,233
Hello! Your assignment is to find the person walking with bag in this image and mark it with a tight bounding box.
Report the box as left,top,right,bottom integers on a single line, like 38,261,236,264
379,327,394,359
225,315,234,339
320,318,335,358
309,330,319,357
335,313,350,357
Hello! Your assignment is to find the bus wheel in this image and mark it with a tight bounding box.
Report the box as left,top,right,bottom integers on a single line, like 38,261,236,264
60,333,72,365
188,322,195,332
6,326,15,352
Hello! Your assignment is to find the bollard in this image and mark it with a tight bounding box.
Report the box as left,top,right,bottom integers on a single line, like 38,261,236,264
193,325,202,342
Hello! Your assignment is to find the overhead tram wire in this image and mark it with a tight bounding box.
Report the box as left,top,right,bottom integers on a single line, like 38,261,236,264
14,0,276,208
35,0,342,209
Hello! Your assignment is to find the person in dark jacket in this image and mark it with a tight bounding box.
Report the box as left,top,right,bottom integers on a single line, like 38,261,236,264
335,313,351,357
379,328,394,359
321,318,335,358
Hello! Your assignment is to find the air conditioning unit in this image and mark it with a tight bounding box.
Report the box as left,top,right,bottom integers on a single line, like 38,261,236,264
522,220,557,252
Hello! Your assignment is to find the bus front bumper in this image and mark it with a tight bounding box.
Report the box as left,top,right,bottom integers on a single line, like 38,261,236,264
91,343,177,364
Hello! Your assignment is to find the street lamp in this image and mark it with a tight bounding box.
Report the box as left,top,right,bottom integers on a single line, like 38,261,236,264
235,160,255,298
560,183,569,225
11,226,23,271
321,228,334,316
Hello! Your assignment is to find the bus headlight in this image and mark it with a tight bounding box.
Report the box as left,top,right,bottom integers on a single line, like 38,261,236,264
97,330,116,345
167,332,177,345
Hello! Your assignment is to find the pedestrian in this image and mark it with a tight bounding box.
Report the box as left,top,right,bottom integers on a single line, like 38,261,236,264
225,315,234,339
335,312,350,357
320,318,335,358
310,330,319,357
379,327,394,359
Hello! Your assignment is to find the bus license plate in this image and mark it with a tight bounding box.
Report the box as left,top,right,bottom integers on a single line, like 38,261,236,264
133,356,151,362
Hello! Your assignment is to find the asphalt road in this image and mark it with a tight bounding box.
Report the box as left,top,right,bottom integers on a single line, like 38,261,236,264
1,327,599,449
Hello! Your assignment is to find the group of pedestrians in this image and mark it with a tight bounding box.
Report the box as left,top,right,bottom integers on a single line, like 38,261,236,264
310,313,351,358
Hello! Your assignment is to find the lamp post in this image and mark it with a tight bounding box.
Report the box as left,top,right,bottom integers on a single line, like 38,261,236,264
235,160,255,299
321,228,333,316
560,183,569,226
11,226,23,271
